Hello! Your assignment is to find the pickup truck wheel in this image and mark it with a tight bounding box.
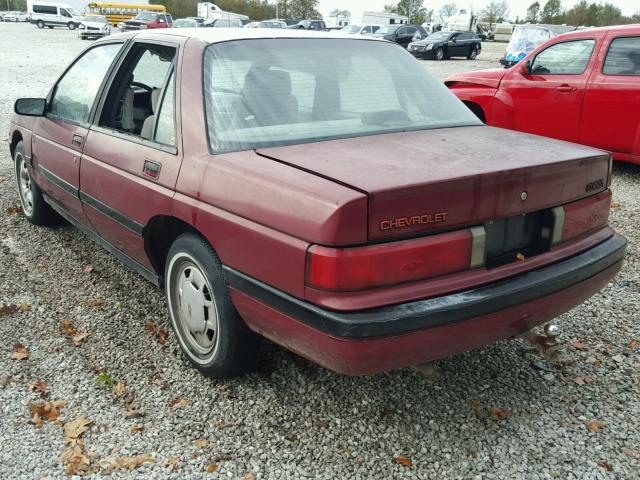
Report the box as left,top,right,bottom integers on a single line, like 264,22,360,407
165,234,260,379
14,141,62,226
435,47,444,61
467,47,478,60
36,20,44,28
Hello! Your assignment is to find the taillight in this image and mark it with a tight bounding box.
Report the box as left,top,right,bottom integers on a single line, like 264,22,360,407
553,190,611,244
306,228,485,291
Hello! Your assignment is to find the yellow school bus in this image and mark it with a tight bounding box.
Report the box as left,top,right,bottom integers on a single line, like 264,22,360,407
86,2,167,25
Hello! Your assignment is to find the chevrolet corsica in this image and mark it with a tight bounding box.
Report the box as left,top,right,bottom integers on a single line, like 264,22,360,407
9,29,626,378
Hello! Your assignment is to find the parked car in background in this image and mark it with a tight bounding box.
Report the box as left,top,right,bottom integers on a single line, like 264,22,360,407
372,24,427,48
78,14,110,39
9,29,625,378
243,21,260,28
500,24,577,67
290,19,327,30
446,25,640,165
28,1,81,29
4,11,30,22
173,18,199,28
207,18,243,28
0,11,7,21
341,24,380,35
187,16,205,26
281,19,299,28
260,19,287,29
119,11,173,31
409,31,481,60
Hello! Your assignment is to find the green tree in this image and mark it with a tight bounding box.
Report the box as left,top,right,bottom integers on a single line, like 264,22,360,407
384,0,427,24
526,1,540,22
541,0,563,24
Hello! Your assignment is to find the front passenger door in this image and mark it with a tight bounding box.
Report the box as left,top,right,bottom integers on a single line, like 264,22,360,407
32,42,123,225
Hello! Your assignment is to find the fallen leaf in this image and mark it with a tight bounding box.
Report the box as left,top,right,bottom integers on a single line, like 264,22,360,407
0,304,18,316
129,424,144,433
610,201,622,210
597,461,613,471
194,439,208,448
60,445,91,476
394,454,413,467
28,380,48,398
623,449,638,458
574,377,585,386
283,432,297,442
217,420,240,429
18,300,30,312
314,420,329,428
6,205,22,214
146,320,168,344
64,415,94,445
29,400,68,428
207,464,219,473
0,376,10,386
11,343,29,360
72,332,91,347
170,397,188,409
212,454,232,462
84,265,94,273
628,340,638,349
584,376,594,384
88,299,105,308
60,319,78,336
100,454,154,473
124,391,145,418
165,456,180,470
489,407,512,420
242,474,257,480
585,420,604,433
571,340,587,350
113,382,125,397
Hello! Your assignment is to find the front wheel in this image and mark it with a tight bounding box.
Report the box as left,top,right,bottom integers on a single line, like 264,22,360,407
67,22,76,30
435,47,444,61
14,142,63,226
36,20,44,28
165,233,261,379
467,47,478,60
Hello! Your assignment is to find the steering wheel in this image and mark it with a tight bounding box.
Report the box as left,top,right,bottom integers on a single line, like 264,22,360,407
131,81,153,92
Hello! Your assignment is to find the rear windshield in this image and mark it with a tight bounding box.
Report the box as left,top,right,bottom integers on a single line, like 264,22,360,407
203,38,481,153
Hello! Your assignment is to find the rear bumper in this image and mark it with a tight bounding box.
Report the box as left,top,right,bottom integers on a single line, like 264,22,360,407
228,233,626,374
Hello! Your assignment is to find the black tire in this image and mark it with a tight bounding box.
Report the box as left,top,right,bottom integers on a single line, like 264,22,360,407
13,142,63,227
67,22,76,30
435,47,444,61
47,25,53,29
467,47,478,60
37,20,44,28
165,233,261,379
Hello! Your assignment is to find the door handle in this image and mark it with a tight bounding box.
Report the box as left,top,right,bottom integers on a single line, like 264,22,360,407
556,85,577,92
72,134,84,146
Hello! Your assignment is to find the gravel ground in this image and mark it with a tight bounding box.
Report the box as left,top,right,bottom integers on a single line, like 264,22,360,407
0,23,639,479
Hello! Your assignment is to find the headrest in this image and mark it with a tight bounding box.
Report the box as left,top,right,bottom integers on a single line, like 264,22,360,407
150,88,161,114
243,67,292,96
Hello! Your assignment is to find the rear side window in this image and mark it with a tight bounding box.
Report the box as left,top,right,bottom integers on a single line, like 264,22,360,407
531,39,595,75
33,5,57,14
603,37,640,76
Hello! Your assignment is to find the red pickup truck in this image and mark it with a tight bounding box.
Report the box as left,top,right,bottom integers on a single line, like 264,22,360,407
9,30,625,378
446,25,640,165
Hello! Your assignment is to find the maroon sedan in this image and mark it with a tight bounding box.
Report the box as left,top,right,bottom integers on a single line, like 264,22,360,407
9,29,626,378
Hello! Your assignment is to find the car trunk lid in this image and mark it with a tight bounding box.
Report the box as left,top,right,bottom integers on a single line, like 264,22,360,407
256,126,610,242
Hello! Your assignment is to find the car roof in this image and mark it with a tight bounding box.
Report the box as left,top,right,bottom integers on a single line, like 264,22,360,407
554,23,640,39
107,27,383,44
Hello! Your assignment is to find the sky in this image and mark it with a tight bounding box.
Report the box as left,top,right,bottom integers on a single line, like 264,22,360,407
319,0,640,24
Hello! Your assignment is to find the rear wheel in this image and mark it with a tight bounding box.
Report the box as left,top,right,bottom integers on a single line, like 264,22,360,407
165,233,261,379
435,47,444,61
13,142,62,227
36,20,44,28
467,47,478,60
67,22,76,30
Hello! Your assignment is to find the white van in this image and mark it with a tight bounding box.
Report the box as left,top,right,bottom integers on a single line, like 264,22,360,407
27,1,81,29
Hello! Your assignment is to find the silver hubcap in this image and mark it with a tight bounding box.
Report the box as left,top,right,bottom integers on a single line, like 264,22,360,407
17,155,34,216
173,259,219,357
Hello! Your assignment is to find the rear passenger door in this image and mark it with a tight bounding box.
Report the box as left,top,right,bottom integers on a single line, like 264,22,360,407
581,34,640,158
80,38,183,271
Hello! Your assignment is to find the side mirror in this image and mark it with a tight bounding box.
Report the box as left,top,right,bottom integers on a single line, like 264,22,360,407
522,60,532,75
15,98,46,117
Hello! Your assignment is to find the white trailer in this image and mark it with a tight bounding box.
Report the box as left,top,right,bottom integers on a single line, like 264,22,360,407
197,2,248,22
361,11,407,26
